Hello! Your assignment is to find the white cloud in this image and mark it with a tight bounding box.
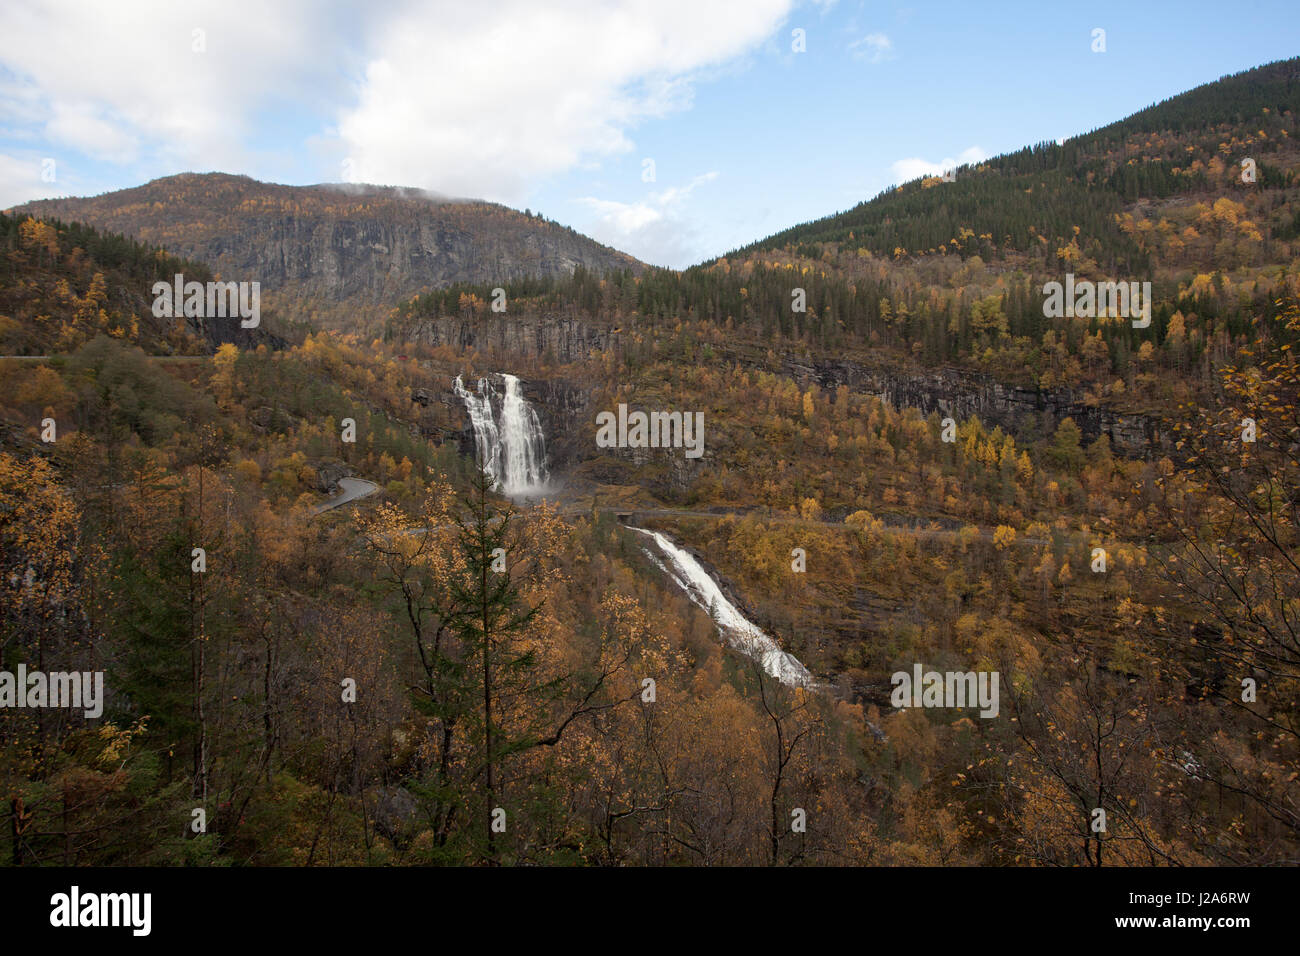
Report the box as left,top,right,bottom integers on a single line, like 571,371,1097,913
848,32,893,63
0,0,345,173
0,0,798,236
336,0,793,202
46,103,139,165
0,152,66,209
890,146,986,183
577,171,718,267
0,0,800,251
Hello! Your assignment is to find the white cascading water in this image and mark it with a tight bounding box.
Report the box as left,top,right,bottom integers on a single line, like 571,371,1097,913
453,374,502,485
632,528,814,687
453,378,806,684
498,374,549,494
454,373,549,496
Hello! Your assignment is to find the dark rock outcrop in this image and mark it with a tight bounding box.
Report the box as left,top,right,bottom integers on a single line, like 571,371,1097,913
780,358,1166,458
311,460,352,495
405,314,623,366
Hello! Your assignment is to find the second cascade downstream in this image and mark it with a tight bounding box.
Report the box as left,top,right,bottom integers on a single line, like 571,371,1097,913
632,528,814,688
454,372,812,687
454,373,550,497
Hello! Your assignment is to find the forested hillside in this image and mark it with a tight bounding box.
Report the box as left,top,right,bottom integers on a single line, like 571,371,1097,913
1,58,1298,868
393,60,1300,424
0,212,280,355
736,58,1300,259
7,173,644,331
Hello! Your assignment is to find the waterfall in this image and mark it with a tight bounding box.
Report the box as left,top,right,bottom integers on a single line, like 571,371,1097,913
453,375,502,485
454,373,550,496
632,527,814,687
498,374,549,494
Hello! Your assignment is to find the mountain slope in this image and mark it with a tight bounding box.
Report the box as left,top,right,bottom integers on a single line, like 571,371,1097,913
7,173,644,328
387,58,1300,453
0,211,280,355
729,57,1300,265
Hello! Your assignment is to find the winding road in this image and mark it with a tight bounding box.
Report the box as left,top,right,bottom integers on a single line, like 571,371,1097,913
312,477,379,514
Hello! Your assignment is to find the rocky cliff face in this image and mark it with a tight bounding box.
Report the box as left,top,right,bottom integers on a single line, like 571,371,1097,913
409,313,1166,460
424,373,597,473
524,376,598,473
420,368,708,500
174,213,636,304
405,313,623,365
782,358,1167,459
9,173,644,321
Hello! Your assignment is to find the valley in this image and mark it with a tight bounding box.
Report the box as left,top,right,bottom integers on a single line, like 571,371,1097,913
2,53,1298,871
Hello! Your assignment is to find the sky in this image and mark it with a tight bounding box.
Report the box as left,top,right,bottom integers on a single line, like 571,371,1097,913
1,0,1298,268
